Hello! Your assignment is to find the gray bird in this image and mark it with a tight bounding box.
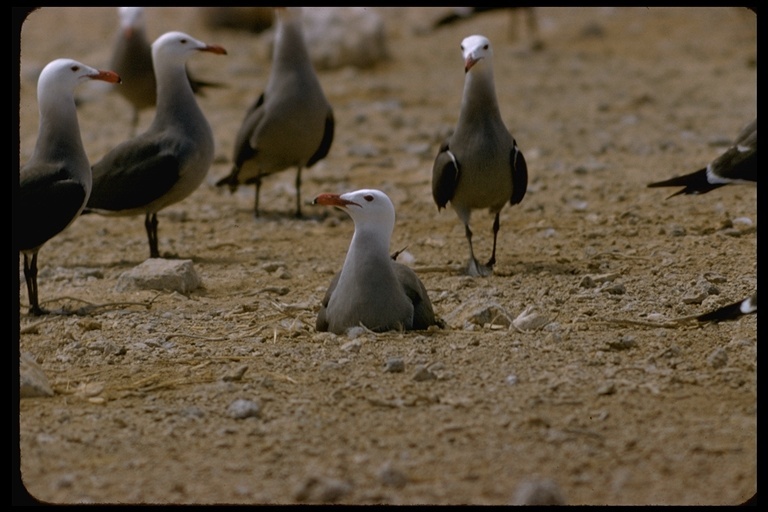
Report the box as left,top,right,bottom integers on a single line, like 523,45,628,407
648,118,756,197
216,7,334,218
17,59,121,315
84,31,226,259
313,189,439,335
432,34,528,277
110,7,224,135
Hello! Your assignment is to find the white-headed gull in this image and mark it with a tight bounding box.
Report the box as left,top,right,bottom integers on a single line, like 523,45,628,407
432,34,528,277
84,31,226,259
313,189,439,334
17,59,121,315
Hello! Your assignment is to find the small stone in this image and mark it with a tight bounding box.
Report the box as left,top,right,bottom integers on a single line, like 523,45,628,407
511,478,567,505
227,399,261,420
707,348,728,369
412,365,436,382
384,357,405,373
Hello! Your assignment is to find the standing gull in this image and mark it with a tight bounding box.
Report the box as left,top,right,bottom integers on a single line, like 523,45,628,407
313,189,439,335
432,34,528,277
110,7,224,135
648,118,756,197
216,7,334,218
17,59,121,315
84,31,226,259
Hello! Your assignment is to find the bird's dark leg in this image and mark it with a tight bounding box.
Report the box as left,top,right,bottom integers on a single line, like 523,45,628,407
295,166,303,218
486,212,500,269
465,222,493,277
23,252,46,316
146,212,160,258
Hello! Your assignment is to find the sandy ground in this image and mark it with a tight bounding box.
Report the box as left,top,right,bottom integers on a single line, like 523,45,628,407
14,7,756,505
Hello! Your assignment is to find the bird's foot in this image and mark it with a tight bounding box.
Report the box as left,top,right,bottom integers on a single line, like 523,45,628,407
27,305,49,316
467,258,494,277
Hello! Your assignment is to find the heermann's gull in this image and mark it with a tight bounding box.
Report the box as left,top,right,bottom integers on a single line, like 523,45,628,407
432,34,528,277
313,189,438,334
696,291,757,323
110,7,224,135
648,118,756,197
17,59,121,315
216,7,334,218
84,31,226,259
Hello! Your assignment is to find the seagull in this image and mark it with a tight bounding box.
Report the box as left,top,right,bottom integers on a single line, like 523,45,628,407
110,7,224,135
313,189,439,334
648,118,756,197
216,7,334,219
696,291,756,323
84,31,226,259
17,59,121,315
432,34,528,277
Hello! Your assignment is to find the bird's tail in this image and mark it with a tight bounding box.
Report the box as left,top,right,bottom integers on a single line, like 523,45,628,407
647,167,721,197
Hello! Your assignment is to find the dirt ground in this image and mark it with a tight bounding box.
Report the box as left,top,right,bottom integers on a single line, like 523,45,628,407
14,7,756,505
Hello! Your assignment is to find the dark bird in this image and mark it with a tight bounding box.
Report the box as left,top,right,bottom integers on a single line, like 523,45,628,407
696,291,756,323
216,7,334,218
17,59,121,315
110,7,224,135
313,189,439,334
648,118,756,197
84,31,226,259
432,34,528,276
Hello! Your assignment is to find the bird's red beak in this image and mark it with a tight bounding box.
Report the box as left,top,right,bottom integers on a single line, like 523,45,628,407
313,193,360,208
91,69,122,84
464,57,478,73
200,44,227,55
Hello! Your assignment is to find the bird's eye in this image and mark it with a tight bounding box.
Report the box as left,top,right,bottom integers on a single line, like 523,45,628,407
180,38,188,44
460,45,465,51
483,44,489,50
70,65,80,72
363,195,374,202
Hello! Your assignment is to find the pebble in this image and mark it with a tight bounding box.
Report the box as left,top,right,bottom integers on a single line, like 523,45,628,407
227,399,261,420
384,357,405,373
707,348,728,369
294,475,352,503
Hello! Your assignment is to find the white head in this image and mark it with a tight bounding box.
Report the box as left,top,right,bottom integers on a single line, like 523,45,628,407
37,58,121,103
151,31,227,67
314,189,396,233
461,34,493,73
118,6,145,32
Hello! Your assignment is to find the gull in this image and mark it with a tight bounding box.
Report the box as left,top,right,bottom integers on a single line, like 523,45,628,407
109,7,224,135
432,34,528,277
216,7,334,218
84,31,226,259
313,189,439,334
17,59,121,315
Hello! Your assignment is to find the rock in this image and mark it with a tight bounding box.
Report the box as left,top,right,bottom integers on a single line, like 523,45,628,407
227,399,261,420
20,352,53,398
511,477,567,505
116,258,201,294
512,306,550,331
299,8,389,70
